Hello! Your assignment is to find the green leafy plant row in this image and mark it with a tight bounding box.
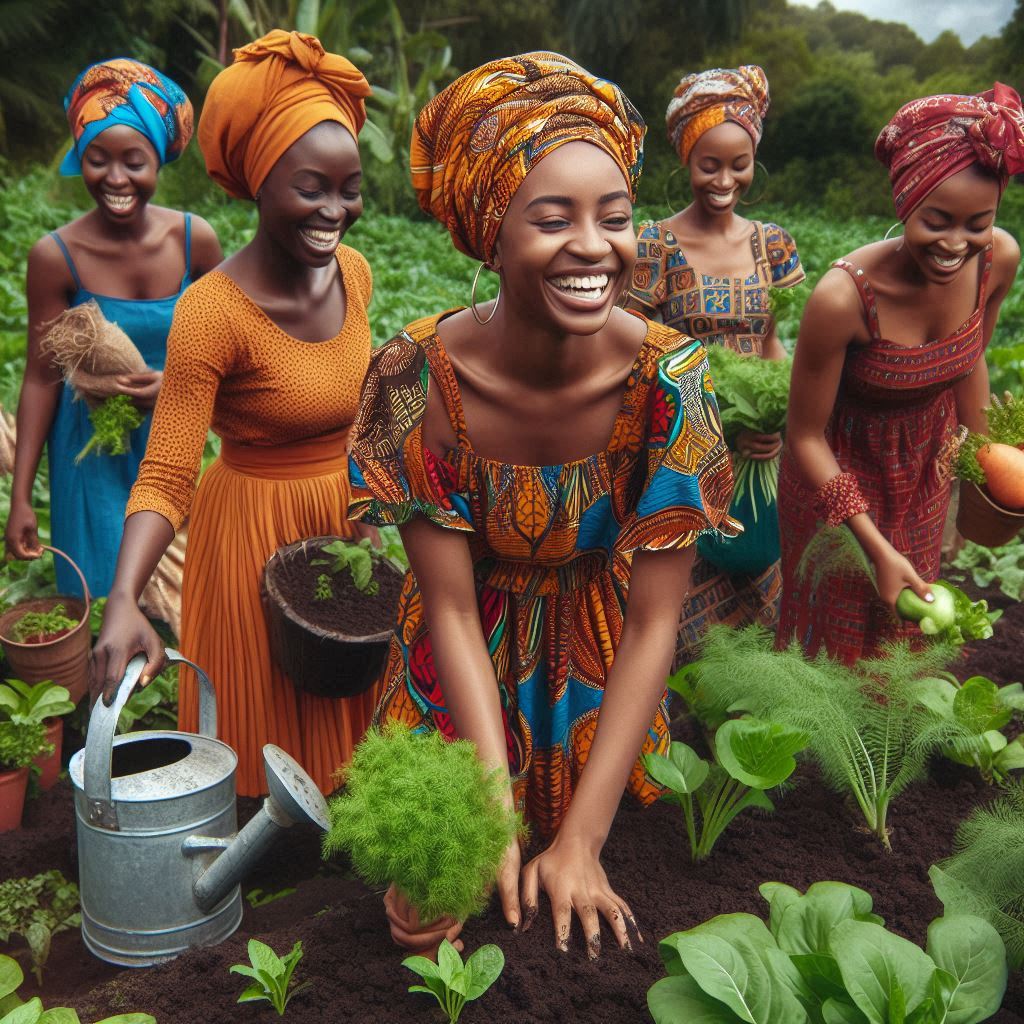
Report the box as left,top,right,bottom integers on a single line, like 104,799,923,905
649,881,1007,1024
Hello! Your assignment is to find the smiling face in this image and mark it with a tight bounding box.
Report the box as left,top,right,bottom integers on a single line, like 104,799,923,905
686,120,755,217
256,120,363,267
492,141,635,337
902,164,1000,284
81,124,160,223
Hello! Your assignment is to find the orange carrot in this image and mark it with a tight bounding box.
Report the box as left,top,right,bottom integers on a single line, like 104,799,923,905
976,442,1024,510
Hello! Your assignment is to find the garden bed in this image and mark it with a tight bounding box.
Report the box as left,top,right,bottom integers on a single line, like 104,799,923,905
3,581,1023,1024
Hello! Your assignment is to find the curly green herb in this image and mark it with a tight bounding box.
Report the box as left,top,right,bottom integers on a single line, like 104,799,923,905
75,394,145,463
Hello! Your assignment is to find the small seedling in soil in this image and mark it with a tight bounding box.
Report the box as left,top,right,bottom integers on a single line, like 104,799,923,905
313,539,380,596
7,606,79,645
75,394,145,462
0,870,80,985
230,938,310,1016
244,887,296,909
313,573,333,601
404,939,505,1024
644,717,807,861
0,951,153,1023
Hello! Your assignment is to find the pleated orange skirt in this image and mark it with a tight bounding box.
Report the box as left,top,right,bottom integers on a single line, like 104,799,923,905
177,428,381,797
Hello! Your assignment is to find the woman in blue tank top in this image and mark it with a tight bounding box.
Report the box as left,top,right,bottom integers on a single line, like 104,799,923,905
4,59,221,597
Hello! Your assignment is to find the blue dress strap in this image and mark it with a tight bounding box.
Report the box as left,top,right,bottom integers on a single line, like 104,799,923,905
49,232,83,291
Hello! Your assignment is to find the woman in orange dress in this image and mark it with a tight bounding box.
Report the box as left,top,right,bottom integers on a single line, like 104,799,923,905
91,31,378,796
349,53,737,955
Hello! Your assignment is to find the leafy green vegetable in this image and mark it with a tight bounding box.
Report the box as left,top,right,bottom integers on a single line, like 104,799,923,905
914,674,1024,783
229,939,310,1017
931,781,1024,968
313,573,333,601
951,538,1024,602
0,721,50,772
649,881,1007,1024
695,627,968,849
0,681,73,725
404,940,505,1024
7,606,78,644
895,581,1000,645
74,394,144,463
323,724,521,923
704,345,792,437
0,871,79,985
643,717,807,861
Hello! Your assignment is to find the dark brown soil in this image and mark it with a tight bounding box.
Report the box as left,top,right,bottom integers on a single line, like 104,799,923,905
270,543,403,639
3,582,1023,1024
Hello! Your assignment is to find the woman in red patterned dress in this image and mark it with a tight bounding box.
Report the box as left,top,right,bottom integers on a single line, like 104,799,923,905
779,86,1024,664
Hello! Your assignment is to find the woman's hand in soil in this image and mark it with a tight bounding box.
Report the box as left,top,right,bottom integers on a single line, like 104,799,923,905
519,832,639,958
4,499,42,559
115,371,163,410
383,883,464,959
90,591,167,705
735,428,783,461
496,837,523,931
873,546,932,615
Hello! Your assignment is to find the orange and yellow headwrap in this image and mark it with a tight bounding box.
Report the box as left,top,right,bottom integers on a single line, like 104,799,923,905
198,30,370,200
666,65,769,164
411,51,646,263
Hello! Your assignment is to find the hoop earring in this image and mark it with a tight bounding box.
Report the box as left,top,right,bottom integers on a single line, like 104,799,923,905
738,160,770,206
470,262,500,326
883,221,903,241
664,164,690,212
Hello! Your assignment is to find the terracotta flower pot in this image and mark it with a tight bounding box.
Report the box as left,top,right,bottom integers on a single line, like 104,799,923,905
33,718,64,791
956,481,1024,548
0,547,91,705
0,765,29,832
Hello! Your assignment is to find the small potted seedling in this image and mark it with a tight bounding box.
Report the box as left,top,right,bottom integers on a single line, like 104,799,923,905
0,680,75,791
0,548,92,705
261,532,407,698
323,724,520,991
230,938,310,1017
0,721,51,832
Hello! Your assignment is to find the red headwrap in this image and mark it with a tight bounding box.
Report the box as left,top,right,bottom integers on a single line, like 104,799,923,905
875,83,1024,221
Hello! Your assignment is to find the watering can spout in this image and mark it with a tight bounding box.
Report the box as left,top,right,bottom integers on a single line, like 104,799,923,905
189,745,330,913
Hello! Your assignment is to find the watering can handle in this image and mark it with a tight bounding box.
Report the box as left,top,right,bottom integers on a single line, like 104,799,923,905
83,648,217,829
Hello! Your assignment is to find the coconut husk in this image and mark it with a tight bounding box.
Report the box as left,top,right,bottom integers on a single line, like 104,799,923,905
39,300,148,408
139,526,187,640
0,403,15,476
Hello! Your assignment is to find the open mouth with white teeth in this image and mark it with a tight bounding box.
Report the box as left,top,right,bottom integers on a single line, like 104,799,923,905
930,252,965,270
707,190,736,206
550,273,611,301
300,227,341,251
102,193,135,212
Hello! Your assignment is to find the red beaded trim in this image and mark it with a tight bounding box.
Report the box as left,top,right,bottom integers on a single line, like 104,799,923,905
814,472,870,527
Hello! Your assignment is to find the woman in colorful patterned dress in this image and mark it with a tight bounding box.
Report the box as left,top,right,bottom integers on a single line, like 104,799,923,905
625,66,804,666
91,32,380,796
779,86,1024,664
4,59,221,598
349,53,737,956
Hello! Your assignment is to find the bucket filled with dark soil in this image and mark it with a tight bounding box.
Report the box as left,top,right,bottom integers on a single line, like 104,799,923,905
261,536,403,699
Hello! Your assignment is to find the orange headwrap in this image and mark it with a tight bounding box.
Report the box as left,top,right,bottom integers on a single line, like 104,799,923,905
666,65,769,164
198,30,370,200
411,51,645,263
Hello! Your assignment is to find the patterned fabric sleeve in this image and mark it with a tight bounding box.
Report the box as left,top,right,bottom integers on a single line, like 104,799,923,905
348,332,473,531
624,220,669,314
617,335,741,552
763,222,805,289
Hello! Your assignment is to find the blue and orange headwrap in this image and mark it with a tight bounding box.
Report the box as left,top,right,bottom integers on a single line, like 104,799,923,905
60,59,193,176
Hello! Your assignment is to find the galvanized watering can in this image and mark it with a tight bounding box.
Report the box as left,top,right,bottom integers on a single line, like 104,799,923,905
69,649,330,967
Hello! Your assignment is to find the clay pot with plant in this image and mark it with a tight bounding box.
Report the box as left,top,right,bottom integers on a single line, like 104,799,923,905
0,547,91,705
261,534,406,698
0,719,51,832
0,680,75,791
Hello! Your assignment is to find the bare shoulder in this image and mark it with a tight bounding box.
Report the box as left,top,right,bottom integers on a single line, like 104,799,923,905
991,226,1021,286
187,214,223,273
27,231,74,293
797,264,867,353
